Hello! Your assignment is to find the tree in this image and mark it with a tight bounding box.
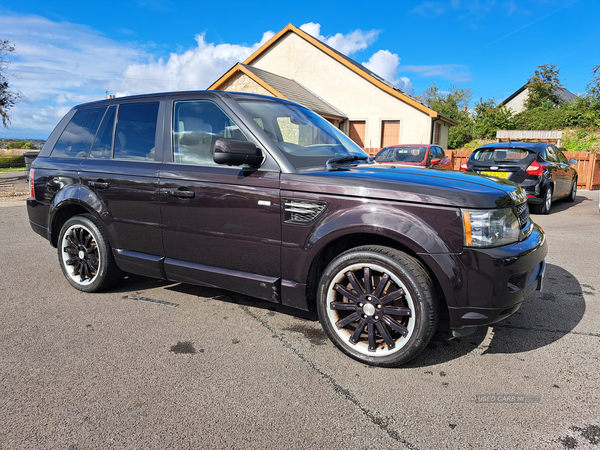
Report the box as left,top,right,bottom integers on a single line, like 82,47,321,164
1,39,19,128
586,65,600,99
525,63,564,109
472,98,514,139
416,83,474,148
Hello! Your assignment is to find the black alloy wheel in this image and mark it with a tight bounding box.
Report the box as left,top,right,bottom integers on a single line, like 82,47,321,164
317,245,438,367
58,214,121,292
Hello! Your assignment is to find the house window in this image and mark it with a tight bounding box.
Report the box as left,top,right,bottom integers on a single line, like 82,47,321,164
349,121,366,148
434,123,441,145
381,120,400,148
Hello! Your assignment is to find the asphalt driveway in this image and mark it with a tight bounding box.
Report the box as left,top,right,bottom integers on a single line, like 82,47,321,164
1,191,599,449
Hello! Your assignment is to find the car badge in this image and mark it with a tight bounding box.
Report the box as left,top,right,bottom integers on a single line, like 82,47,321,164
490,166,498,170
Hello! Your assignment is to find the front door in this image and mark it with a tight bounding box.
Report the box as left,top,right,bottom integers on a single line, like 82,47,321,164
159,99,282,302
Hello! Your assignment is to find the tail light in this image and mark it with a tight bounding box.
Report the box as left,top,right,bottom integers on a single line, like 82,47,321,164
29,168,35,198
526,161,548,176
460,163,468,172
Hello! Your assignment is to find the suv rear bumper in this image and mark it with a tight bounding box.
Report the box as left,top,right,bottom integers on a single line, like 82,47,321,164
429,223,548,330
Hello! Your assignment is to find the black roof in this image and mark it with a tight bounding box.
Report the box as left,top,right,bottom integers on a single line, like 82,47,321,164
70,90,296,110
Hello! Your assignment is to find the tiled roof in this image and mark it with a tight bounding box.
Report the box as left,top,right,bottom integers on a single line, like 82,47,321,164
241,65,346,119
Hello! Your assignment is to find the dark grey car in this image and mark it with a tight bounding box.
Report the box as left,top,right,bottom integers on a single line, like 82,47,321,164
461,142,578,214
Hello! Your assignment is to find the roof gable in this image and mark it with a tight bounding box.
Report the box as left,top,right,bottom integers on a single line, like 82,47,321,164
211,24,456,125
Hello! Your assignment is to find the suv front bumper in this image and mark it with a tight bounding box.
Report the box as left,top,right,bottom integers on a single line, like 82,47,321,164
427,223,548,330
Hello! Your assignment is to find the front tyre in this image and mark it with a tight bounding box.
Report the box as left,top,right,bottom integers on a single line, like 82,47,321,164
58,214,122,292
317,246,439,367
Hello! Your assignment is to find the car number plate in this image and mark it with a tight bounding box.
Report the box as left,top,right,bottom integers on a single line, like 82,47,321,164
481,171,510,179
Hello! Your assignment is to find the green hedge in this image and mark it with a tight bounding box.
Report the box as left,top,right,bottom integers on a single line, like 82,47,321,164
0,156,25,168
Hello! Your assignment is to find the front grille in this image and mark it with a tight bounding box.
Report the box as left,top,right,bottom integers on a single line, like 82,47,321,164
516,202,530,229
284,199,327,224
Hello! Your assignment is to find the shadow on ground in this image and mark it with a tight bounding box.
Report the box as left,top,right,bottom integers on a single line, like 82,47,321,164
408,263,588,368
107,263,587,368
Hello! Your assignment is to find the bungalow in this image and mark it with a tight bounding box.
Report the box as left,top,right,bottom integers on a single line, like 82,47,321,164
209,24,457,153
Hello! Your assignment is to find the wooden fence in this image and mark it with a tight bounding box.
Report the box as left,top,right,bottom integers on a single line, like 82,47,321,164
364,147,600,190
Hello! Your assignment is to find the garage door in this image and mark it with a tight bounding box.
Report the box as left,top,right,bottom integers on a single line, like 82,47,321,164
349,121,366,148
381,120,400,147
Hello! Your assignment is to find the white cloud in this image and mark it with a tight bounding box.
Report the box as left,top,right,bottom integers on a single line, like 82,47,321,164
299,22,379,56
0,12,275,138
117,31,275,96
0,15,411,138
363,50,415,95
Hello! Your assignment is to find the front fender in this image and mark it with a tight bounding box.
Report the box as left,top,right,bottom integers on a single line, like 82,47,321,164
281,201,463,287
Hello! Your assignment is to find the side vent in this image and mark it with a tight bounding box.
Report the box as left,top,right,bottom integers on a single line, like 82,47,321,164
284,199,327,224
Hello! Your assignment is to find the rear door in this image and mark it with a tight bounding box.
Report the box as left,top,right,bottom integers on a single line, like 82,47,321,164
158,96,282,302
79,101,164,256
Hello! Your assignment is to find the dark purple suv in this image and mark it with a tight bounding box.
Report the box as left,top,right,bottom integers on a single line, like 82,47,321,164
27,91,547,367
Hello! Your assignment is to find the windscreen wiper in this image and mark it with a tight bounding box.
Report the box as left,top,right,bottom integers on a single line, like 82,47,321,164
326,155,370,171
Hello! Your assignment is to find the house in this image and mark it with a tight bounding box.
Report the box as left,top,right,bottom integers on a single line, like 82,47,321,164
209,24,457,153
501,84,578,114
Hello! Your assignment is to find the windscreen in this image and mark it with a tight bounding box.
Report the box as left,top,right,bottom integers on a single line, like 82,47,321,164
375,146,427,163
237,100,367,170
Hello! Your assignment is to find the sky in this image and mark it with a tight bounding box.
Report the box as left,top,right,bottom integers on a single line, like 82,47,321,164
0,0,598,139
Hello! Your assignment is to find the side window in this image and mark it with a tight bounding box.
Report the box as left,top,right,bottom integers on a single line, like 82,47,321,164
556,148,568,163
51,107,106,158
90,106,117,159
173,100,247,166
544,146,559,163
114,102,159,160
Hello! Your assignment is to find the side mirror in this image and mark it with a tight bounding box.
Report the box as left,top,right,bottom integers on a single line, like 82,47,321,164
213,138,263,167
430,158,441,165
568,158,578,165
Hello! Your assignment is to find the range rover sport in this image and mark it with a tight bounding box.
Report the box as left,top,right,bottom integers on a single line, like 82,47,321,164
27,91,548,367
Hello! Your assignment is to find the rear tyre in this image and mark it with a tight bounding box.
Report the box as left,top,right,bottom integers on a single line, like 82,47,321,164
58,214,122,292
566,178,577,203
532,186,552,214
316,246,439,367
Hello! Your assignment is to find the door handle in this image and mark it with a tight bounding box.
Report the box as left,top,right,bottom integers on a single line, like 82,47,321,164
166,188,195,198
89,180,110,189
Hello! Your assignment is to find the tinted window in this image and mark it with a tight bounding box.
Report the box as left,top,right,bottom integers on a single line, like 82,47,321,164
173,101,247,166
114,103,159,160
90,106,117,159
51,107,106,158
557,148,569,163
471,148,533,162
543,146,559,163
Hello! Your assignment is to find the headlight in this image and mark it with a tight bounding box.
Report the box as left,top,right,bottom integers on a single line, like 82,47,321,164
462,207,520,248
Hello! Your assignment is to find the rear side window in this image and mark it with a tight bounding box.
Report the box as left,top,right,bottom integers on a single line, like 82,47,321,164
114,103,159,160
90,106,117,159
51,107,106,158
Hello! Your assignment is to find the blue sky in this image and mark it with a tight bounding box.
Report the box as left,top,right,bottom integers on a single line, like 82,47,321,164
1,0,597,139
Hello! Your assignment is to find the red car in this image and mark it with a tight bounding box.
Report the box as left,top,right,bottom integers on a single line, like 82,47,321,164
373,144,452,169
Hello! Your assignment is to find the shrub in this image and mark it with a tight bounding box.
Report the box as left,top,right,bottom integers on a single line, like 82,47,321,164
0,155,25,168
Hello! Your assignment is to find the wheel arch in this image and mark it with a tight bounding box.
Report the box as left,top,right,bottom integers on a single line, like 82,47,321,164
303,232,448,315
50,201,108,248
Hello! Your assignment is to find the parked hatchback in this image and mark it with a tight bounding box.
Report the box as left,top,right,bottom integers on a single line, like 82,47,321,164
28,91,547,367
373,144,452,169
461,142,578,214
